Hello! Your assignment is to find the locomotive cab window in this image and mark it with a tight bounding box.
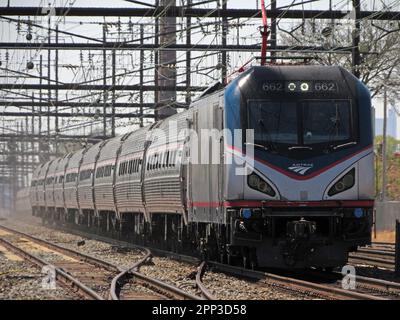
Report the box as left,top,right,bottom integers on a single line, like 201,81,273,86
302,100,351,145
247,99,354,153
248,100,298,145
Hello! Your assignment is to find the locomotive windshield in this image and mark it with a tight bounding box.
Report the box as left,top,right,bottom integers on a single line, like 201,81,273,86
247,100,353,151
248,101,298,145
302,100,351,145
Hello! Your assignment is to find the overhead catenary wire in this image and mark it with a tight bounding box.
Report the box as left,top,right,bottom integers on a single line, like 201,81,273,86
3,0,400,181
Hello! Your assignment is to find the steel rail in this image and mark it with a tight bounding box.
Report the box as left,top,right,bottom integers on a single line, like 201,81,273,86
195,262,216,300
0,236,103,300
357,248,395,257
53,225,385,300
0,224,120,272
335,272,400,295
110,247,202,300
372,242,395,246
297,269,400,298
0,223,201,300
208,262,387,300
349,254,395,270
109,248,151,300
128,271,202,300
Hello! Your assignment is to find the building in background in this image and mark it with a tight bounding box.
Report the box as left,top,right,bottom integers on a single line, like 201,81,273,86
388,107,398,139
375,117,383,137
374,105,398,138
0,177,13,216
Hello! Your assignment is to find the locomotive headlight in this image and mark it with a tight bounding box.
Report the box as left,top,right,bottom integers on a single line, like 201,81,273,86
288,82,296,91
258,181,272,194
343,174,354,187
300,82,310,91
247,173,276,197
334,181,345,192
248,174,259,188
328,168,355,196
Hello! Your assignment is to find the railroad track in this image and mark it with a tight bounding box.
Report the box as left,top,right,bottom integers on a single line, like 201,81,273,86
35,222,392,300
346,243,397,270
196,261,216,300
0,224,204,300
334,272,400,298
0,224,117,300
359,247,395,256
6,220,399,300
109,248,205,300
292,269,400,299
349,251,395,270
205,262,393,300
372,242,395,247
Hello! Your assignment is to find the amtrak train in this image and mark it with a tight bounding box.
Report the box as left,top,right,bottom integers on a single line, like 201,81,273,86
30,65,374,269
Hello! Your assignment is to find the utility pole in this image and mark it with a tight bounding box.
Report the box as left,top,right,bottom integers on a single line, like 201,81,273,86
396,220,400,276
221,0,228,82
47,12,51,147
186,0,191,105
39,55,43,161
55,25,59,154
103,24,107,137
382,86,388,201
31,93,35,170
24,116,28,187
352,0,361,78
270,0,277,61
154,0,159,120
139,24,144,127
328,0,333,65
111,49,116,137
156,0,177,120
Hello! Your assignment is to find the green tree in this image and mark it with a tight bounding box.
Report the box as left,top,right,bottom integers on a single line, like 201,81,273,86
374,136,400,200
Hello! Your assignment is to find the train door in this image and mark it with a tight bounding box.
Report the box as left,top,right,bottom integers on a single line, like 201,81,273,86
186,109,197,222
217,96,225,223
212,99,224,224
188,96,224,224
180,112,192,225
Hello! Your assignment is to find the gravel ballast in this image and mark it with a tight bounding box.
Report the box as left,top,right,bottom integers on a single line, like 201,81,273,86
0,249,76,300
2,217,310,300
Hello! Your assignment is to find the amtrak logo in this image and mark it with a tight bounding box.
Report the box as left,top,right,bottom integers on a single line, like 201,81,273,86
288,163,314,175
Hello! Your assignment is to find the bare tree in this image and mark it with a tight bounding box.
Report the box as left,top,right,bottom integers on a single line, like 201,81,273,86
279,17,400,99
